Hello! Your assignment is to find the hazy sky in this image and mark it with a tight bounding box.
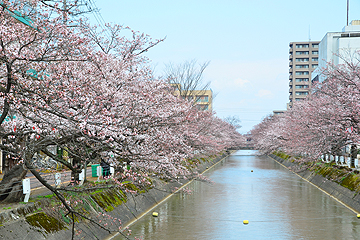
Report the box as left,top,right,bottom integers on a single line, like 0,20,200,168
90,0,360,133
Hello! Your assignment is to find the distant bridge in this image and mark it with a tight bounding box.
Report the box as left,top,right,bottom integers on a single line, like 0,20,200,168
228,144,256,150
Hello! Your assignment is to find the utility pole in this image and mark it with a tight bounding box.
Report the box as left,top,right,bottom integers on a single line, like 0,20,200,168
347,0,349,26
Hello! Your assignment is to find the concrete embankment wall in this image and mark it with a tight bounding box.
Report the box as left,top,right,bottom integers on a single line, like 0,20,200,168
269,154,360,214
0,152,232,240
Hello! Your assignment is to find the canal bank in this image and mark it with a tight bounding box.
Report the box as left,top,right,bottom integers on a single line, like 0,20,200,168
0,151,232,240
105,151,234,240
123,150,360,239
269,154,360,215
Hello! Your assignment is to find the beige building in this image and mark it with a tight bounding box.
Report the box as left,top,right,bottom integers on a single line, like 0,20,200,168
288,41,320,108
190,89,213,111
171,84,213,111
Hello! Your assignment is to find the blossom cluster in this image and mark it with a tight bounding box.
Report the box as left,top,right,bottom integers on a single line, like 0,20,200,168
251,53,360,163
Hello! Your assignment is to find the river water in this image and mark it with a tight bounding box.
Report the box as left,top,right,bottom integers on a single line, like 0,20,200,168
119,150,360,240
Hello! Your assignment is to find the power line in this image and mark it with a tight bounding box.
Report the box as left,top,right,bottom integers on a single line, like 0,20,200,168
84,0,112,40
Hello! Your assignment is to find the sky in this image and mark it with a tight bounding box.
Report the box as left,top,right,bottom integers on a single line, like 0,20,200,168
89,0,360,134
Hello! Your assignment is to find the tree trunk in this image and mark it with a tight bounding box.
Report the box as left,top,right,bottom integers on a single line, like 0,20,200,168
70,156,80,185
2,152,17,176
0,164,27,203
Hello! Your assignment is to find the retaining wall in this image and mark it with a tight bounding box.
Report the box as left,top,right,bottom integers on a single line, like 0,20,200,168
0,151,231,240
269,154,360,213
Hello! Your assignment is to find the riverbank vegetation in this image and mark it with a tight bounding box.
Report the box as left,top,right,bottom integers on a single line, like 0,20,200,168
272,151,360,194
0,1,245,239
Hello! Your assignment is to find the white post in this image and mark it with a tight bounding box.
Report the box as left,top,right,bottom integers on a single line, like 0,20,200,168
110,164,114,177
22,178,31,203
55,173,61,186
97,166,102,181
78,169,85,186
347,157,351,167
340,156,344,164
79,169,84,181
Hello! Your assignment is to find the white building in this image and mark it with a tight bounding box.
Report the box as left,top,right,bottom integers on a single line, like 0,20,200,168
312,20,360,83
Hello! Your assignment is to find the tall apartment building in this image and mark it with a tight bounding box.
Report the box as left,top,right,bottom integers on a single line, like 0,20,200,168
288,41,320,108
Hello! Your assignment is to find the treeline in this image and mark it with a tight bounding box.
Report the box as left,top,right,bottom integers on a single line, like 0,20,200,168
251,52,360,167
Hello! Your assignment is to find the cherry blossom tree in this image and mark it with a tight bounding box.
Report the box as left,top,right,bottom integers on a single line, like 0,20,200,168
252,51,360,167
0,1,245,238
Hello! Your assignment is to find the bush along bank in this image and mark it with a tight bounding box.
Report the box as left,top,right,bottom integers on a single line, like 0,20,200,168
269,152,360,214
0,151,232,240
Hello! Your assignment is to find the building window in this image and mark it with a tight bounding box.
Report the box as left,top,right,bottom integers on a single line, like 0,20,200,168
183,96,193,101
295,85,309,89
296,78,309,82
196,95,209,103
312,64,318,68
296,44,309,48
295,98,304,101
296,51,309,55
312,51,318,55
295,58,309,62
295,92,309,95
312,44,319,48
295,71,309,75
312,57,318,61
295,65,309,69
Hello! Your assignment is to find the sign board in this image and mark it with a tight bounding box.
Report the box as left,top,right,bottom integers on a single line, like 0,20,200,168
55,173,61,186
97,166,103,177
79,169,84,181
22,178,31,203
23,178,30,194
110,166,114,175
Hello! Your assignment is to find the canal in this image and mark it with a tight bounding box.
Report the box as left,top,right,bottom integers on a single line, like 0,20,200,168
119,150,360,239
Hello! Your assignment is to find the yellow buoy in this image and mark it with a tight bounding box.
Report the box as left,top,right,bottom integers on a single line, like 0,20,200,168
251,170,253,172
357,214,360,218
243,220,249,224
152,212,158,217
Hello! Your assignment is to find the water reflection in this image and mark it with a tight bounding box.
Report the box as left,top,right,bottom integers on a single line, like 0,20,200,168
118,150,360,240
